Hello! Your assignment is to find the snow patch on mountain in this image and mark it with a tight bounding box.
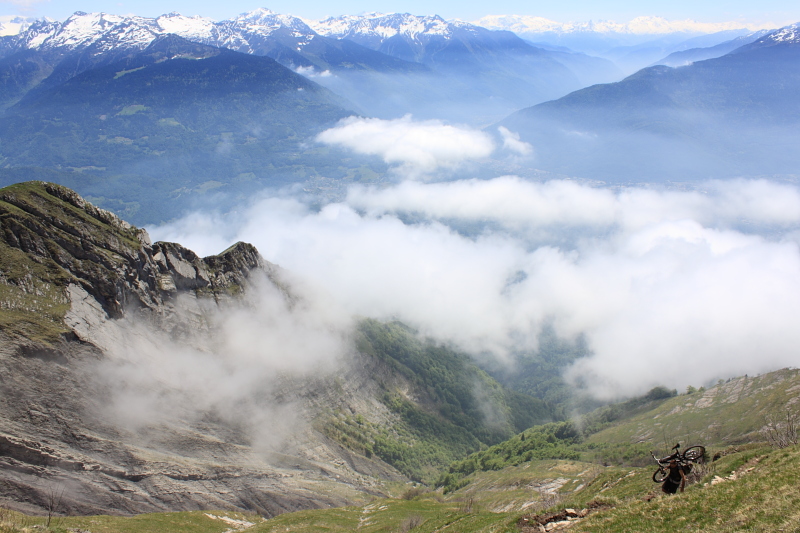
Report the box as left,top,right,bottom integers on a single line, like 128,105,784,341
234,7,313,33
32,12,128,49
4,9,322,55
155,12,217,42
311,13,476,41
759,22,800,43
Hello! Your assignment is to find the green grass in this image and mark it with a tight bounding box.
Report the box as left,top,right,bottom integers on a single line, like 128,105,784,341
1,446,797,533
437,421,582,493
0,509,263,533
443,459,610,514
567,445,800,533
0,233,72,343
319,320,557,484
249,497,519,533
585,369,800,449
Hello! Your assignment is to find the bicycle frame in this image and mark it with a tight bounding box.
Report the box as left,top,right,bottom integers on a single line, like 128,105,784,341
651,443,704,483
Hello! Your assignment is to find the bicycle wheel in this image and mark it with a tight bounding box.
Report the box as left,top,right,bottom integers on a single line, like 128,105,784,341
653,468,668,483
684,446,705,463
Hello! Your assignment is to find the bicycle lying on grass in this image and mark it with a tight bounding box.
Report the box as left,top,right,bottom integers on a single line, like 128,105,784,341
652,443,706,483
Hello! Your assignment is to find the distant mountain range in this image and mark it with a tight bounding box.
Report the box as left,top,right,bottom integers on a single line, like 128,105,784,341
0,10,797,220
311,12,622,89
474,15,779,73
0,34,357,223
652,30,772,67
0,9,425,106
0,9,632,226
474,15,764,37
498,22,800,181
0,9,623,123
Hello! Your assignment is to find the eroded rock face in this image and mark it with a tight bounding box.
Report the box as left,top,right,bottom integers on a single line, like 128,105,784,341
1,181,274,329
0,328,402,517
0,182,404,517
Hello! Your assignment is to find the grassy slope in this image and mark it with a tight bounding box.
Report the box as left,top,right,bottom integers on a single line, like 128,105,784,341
1,369,798,532
247,443,800,533
3,445,795,533
585,368,800,449
320,320,557,484
246,498,518,533
568,444,800,533
0,510,264,533
437,368,800,493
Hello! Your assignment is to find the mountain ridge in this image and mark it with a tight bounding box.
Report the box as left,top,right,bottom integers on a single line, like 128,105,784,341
497,22,800,180
0,9,622,124
0,35,358,224
0,10,426,74
652,29,771,66
0,182,554,516
472,14,769,36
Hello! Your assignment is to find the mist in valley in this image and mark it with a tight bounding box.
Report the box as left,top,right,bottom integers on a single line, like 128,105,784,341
3,10,800,520
20,16,797,451
0,8,800,527
144,115,800,404
83,261,358,453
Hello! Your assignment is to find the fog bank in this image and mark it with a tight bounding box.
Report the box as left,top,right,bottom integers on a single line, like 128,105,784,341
95,272,353,449
151,174,800,400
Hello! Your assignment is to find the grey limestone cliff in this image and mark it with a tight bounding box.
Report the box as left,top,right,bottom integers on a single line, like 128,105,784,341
0,182,403,517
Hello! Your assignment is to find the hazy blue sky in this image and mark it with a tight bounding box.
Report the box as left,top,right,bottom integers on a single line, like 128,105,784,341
4,0,800,25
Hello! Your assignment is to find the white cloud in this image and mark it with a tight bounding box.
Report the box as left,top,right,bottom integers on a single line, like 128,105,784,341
150,177,800,400
346,177,617,231
347,177,800,236
94,272,352,449
294,65,332,78
498,126,533,156
316,115,495,178
473,14,781,35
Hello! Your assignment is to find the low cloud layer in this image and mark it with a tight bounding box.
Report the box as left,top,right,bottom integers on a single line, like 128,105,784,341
94,273,352,450
294,65,332,78
498,126,533,156
316,116,496,178
346,177,800,234
151,177,800,400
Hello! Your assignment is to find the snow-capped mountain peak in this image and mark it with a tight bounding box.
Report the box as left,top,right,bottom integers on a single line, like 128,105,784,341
233,8,312,32
30,12,127,50
758,22,800,44
311,12,473,41
730,22,800,53
234,7,276,20
6,11,173,54
155,12,217,42
2,8,324,56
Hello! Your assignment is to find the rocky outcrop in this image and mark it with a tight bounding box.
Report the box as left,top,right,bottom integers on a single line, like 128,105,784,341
0,324,404,517
0,182,405,517
0,181,275,342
